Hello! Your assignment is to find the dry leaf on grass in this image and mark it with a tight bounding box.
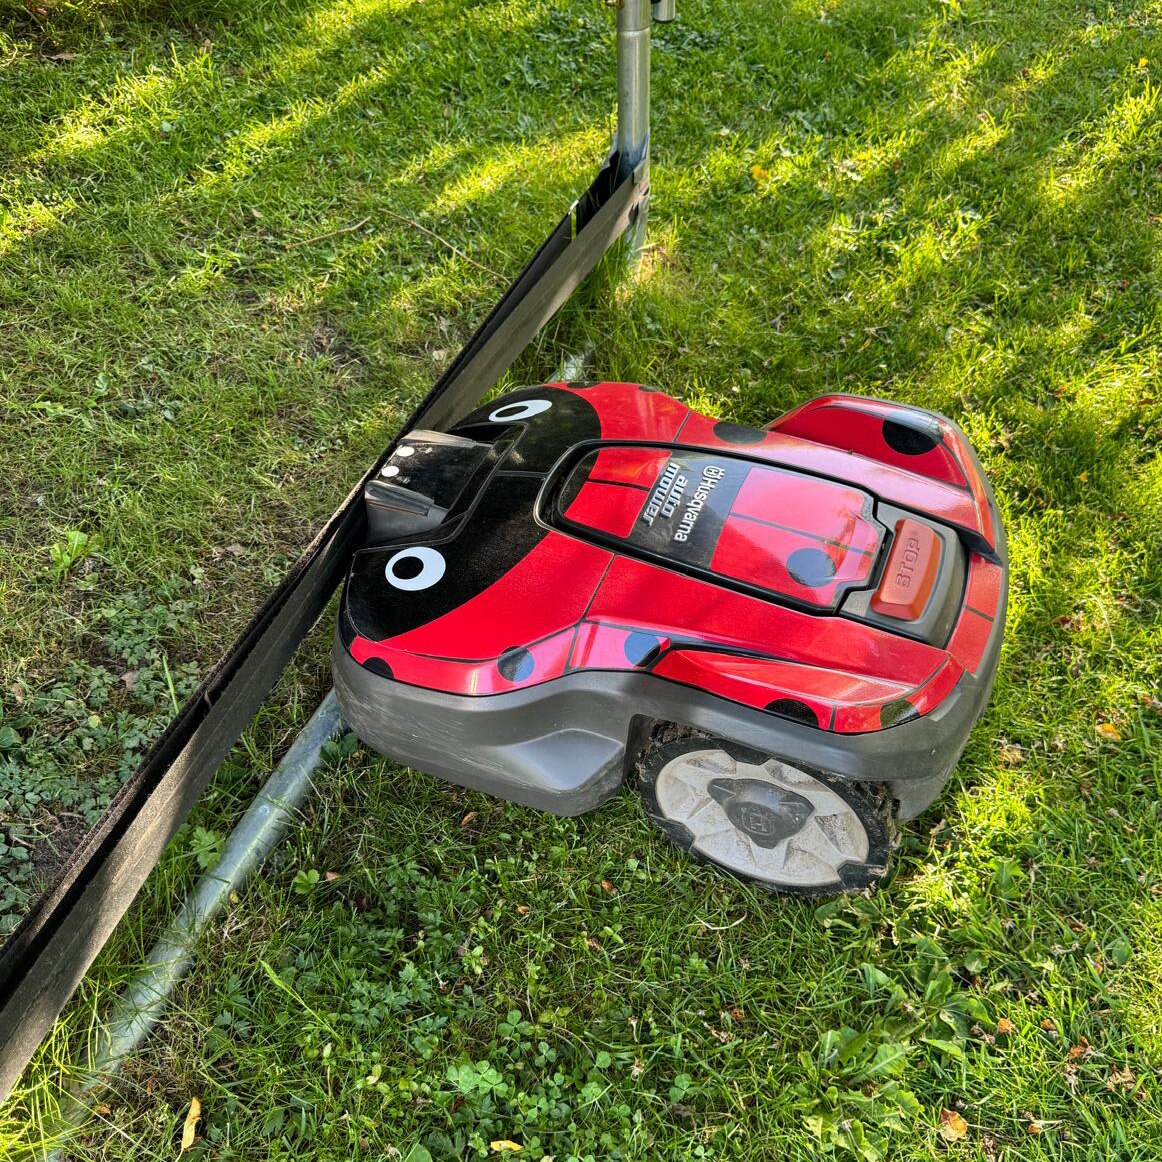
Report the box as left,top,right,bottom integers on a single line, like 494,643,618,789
1096,723,1122,741
939,1108,968,1142
180,1096,201,1152
996,1017,1014,1035
1107,1065,1136,1091
490,1141,522,1153
703,1020,733,1044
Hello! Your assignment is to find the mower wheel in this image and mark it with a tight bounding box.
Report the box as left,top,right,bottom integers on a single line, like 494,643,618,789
635,735,896,896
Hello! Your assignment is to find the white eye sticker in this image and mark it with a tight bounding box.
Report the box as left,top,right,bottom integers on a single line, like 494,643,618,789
385,547,446,591
488,398,552,423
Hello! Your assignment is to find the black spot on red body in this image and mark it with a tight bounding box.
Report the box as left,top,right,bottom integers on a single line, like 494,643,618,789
362,656,394,679
498,647,535,682
713,421,766,445
882,416,940,456
786,547,837,588
624,632,662,667
880,698,920,727
765,698,818,727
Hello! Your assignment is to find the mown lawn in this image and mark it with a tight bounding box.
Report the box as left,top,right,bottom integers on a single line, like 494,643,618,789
2,0,1162,1157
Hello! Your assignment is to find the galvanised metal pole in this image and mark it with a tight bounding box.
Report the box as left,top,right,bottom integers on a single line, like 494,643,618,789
85,692,343,1077
615,0,675,256
45,692,343,1156
615,0,651,176
615,0,652,254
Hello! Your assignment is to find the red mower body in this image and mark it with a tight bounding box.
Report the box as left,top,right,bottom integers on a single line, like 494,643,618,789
334,383,1006,826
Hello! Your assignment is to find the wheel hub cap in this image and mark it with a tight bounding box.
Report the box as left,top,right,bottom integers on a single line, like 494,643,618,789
708,777,813,848
653,748,869,887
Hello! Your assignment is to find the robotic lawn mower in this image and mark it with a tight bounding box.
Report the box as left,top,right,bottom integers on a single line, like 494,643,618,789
335,383,1007,896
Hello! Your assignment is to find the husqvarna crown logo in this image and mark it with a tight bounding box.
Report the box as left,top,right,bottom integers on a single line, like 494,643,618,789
641,460,727,543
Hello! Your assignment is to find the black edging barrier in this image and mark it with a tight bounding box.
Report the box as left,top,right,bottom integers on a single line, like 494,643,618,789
0,153,647,1101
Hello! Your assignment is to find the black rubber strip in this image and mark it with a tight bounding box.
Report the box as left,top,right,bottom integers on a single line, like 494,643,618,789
0,154,646,1101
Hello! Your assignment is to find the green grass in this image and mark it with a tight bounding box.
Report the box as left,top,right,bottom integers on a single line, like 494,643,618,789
2,0,1162,1156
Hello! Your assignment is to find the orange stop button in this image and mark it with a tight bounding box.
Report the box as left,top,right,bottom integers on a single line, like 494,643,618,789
871,518,942,621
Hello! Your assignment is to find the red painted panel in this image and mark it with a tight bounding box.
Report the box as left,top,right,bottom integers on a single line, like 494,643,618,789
832,659,962,731
910,658,964,715
964,556,1004,619
563,382,690,441
588,446,670,488
588,557,943,686
674,411,765,452
946,425,997,548
569,622,671,670
655,649,911,722
354,629,576,695
390,534,611,660
564,481,646,538
731,467,881,553
710,516,875,607
773,400,968,487
654,651,829,727
948,608,993,674
833,703,886,733
497,629,577,690
675,411,991,549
